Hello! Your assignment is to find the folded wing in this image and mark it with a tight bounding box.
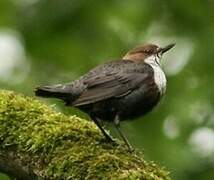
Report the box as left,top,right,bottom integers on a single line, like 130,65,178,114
72,71,149,106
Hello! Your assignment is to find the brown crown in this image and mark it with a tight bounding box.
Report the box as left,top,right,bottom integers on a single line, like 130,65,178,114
123,44,160,62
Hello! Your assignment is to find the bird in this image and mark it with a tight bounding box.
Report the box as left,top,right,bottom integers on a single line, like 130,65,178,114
35,43,175,151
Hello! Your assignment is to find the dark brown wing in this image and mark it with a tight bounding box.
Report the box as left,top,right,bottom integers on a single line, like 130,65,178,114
72,71,149,106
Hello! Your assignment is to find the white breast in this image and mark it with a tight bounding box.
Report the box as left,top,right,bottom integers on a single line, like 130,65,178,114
144,55,167,95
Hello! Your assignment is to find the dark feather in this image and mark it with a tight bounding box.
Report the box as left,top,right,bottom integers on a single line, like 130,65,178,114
35,84,72,99
72,71,149,106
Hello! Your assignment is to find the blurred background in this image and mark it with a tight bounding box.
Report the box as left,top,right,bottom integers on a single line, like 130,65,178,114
0,0,214,179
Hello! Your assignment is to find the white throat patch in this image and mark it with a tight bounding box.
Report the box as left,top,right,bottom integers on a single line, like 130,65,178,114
144,54,167,95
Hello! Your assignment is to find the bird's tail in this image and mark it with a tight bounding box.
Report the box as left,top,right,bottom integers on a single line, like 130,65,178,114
35,84,71,99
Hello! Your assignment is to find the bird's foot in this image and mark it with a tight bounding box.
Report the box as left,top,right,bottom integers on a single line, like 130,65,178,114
100,135,118,147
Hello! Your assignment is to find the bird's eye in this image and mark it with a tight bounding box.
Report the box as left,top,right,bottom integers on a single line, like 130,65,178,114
144,49,151,54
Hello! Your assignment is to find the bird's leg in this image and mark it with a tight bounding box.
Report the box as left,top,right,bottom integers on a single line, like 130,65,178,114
93,117,114,142
114,115,134,152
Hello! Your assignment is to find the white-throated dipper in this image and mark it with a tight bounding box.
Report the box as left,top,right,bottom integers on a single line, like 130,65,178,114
35,43,175,151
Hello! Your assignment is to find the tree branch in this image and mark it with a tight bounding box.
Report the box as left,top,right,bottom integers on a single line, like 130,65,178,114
0,90,170,180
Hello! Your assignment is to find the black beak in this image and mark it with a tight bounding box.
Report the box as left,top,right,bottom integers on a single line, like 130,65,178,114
159,43,175,54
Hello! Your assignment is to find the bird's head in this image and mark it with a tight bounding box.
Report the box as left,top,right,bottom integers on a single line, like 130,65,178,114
123,43,175,65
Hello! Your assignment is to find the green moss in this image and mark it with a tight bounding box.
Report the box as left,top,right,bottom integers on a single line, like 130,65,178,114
0,90,170,180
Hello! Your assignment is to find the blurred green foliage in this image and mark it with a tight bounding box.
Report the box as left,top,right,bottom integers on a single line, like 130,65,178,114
0,0,213,180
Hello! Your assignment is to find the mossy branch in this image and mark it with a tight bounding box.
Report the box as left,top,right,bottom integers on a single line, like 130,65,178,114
0,90,170,180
